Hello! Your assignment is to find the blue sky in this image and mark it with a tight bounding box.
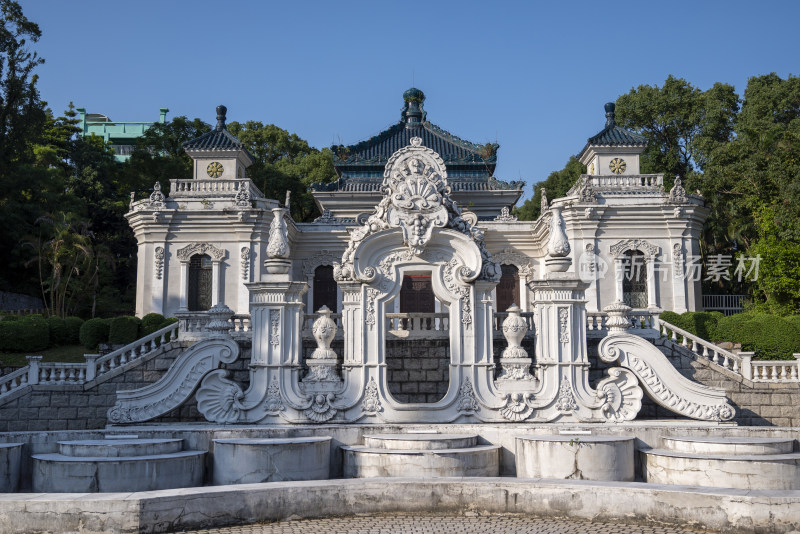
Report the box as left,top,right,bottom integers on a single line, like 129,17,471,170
23,0,799,199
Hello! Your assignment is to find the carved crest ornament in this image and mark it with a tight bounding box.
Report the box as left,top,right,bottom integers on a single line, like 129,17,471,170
334,137,500,283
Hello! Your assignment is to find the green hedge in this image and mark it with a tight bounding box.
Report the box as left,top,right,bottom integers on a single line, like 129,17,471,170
661,310,800,360
79,318,110,350
64,316,84,345
108,316,142,345
141,313,167,336
0,314,49,352
47,317,69,346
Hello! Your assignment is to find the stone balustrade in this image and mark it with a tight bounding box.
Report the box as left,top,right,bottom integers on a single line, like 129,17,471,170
386,313,450,338
750,356,800,382
177,312,250,341
0,367,29,397
91,321,179,379
0,321,180,403
36,362,86,385
587,174,664,189
169,178,265,199
587,310,658,334
656,320,745,376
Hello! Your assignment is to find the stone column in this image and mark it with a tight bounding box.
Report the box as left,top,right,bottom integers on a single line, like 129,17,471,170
178,260,189,311
671,241,688,313
151,245,165,315
211,259,222,306
339,281,363,366
613,257,624,303
645,256,657,309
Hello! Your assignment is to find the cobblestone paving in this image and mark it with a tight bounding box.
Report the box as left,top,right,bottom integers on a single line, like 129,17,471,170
176,514,711,533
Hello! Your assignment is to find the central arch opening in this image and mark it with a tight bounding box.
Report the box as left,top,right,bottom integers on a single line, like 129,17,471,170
386,272,450,404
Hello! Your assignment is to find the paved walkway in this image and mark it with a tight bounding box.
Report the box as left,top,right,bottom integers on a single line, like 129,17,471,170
176,514,709,533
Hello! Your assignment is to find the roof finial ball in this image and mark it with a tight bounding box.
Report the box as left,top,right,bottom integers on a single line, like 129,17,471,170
215,105,227,132
401,88,426,127
604,102,616,127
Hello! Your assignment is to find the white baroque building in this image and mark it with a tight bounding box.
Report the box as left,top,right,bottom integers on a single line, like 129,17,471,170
120,90,723,425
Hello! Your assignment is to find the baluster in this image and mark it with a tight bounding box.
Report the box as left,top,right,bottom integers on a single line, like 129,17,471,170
712,350,719,364
1,383,7,393
792,365,799,380
670,328,677,342
78,368,85,381
681,334,689,348
732,359,739,374
67,368,76,382
59,368,66,383
759,366,766,380
120,351,128,365
722,354,729,369
779,365,785,380
108,357,116,370
691,340,698,354
702,345,709,359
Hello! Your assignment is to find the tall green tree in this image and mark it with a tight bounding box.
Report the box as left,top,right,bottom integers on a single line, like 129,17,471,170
701,74,800,313
615,75,739,183
514,156,585,221
227,121,336,221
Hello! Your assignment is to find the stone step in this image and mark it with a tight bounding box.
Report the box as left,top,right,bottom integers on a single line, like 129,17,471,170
361,433,479,451
57,438,184,458
212,437,331,485
32,450,205,493
342,444,501,478
515,435,635,482
641,448,800,490
661,436,795,456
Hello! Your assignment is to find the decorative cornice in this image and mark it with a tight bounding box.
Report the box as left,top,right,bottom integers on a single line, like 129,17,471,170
176,242,225,262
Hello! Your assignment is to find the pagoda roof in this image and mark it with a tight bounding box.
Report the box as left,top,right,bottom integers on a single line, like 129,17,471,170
183,105,255,163
331,88,498,174
578,102,647,158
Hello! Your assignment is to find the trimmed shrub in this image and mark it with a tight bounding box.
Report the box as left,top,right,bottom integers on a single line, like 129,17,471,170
0,315,49,352
108,316,142,346
659,311,682,327
47,317,68,346
80,318,110,350
141,313,167,336
64,316,84,345
1,314,20,321
713,312,800,360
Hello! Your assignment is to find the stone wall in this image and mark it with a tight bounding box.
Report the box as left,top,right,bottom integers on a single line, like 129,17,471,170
0,291,44,313
386,340,450,403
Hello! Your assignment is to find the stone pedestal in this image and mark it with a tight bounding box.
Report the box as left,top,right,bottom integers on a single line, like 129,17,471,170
212,437,331,484
515,435,635,481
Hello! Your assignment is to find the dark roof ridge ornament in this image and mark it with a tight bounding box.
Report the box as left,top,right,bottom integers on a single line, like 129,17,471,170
215,105,227,132
604,102,616,128
401,87,426,128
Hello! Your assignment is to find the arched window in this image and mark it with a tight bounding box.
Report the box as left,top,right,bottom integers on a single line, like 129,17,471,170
313,265,338,313
496,264,521,312
622,250,648,308
188,254,213,311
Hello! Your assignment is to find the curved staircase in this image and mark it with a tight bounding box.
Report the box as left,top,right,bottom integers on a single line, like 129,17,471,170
642,436,800,490
32,436,205,492
342,433,500,478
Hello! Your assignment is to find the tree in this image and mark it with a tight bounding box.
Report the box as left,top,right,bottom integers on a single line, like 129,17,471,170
615,75,739,183
514,156,585,221
0,0,46,168
227,121,336,221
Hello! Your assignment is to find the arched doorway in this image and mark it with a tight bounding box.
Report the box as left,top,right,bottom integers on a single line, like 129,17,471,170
188,254,213,311
622,250,648,308
496,264,520,312
313,265,338,313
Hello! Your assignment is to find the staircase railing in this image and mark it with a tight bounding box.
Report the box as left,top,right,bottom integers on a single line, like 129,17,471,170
0,321,180,402
655,319,800,383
